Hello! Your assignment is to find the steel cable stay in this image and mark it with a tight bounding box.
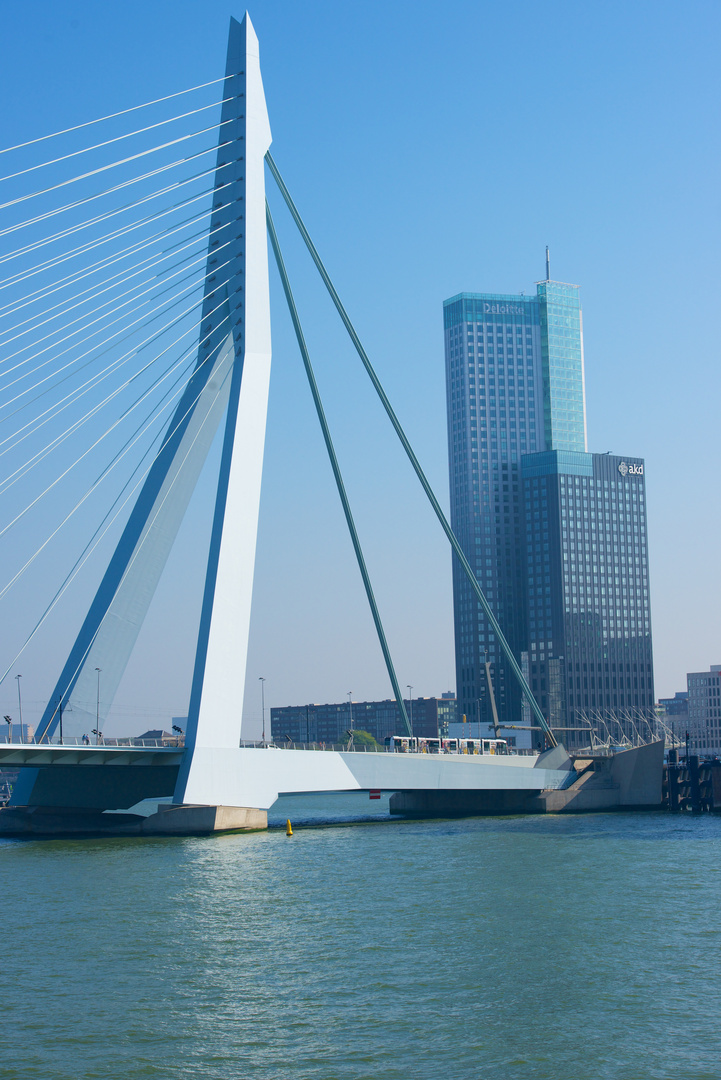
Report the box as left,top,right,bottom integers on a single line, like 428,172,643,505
0,164,227,300
0,208,230,340
0,158,228,274
0,261,231,449
0,175,226,291
0,285,227,498
0,160,229,288
0,329,234,705
0,365,193,603
0,246,232,411
0,320,229,602
0,272,231,465
29,359,233,740
0,287,231,493
0,309,230,583
0,228,232,372
0,345,193,499
0,96,235,185
0,188,227,316
266,203,412,739
0,119,234,214
0,268,231,448
0,285,231,490
0,190,230,319
265,150,557,747
0,75,228,157
0,136,232,243
0,304,231,568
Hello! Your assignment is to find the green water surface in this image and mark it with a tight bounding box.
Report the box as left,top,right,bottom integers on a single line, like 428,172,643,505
1,810,719,1080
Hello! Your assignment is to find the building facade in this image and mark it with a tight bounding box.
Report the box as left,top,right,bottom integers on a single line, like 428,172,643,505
521,450,654,748
658,692,689,718
270,695,457,745
687,666,721,757
444,279,587,729
444,273,655,745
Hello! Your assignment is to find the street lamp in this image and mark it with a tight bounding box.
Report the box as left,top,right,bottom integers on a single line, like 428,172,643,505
259,677,266,745
407,685,414,737
347,692,353,733
15,675,23,744
95,668,101,744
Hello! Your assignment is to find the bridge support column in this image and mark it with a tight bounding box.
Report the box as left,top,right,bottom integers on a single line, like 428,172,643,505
142,804,267,834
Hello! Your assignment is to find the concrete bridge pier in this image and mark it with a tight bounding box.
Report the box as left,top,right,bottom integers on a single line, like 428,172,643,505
0,803,268,838
141,804,267,834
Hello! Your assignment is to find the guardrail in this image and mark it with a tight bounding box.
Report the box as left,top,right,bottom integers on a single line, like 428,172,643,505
239,740,536,756
0,736,183,748
0,737,538,756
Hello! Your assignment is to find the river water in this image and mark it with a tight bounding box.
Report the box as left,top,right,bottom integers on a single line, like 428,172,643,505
1,805,720,1080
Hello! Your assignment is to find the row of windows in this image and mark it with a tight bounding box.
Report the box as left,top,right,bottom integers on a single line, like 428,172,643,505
451,373,536,388
447,324,533,338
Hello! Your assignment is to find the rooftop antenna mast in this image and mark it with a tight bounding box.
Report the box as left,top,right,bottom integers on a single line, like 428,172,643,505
545,245,550,281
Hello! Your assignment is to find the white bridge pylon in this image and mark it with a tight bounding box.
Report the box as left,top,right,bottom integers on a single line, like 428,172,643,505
175,15,271,803
14,14,271,808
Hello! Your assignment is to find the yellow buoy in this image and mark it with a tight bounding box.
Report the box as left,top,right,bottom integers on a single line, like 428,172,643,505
285,818,293,836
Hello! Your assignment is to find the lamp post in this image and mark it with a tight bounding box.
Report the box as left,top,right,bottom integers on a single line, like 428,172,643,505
95,668,101,745
15,675,23,744
259,677,266,745
346,692,354,750
407,685,413,737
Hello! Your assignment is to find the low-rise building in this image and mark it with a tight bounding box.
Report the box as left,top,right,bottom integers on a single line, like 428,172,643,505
657,691,689,718
271,695,457,745
687,666,721,757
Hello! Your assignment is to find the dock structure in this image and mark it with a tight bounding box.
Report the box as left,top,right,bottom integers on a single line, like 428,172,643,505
663,753,721,813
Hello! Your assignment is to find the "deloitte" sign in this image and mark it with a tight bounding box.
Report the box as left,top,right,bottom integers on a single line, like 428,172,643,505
483,302,525,315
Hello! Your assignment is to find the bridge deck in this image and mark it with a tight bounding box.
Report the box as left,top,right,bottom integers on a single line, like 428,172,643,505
0,745,184,768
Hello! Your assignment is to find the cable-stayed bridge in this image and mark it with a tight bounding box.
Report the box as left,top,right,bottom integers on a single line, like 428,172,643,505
0,14,659,835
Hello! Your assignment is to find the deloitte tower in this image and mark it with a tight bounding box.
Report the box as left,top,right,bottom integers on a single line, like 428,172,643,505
444,267,654,744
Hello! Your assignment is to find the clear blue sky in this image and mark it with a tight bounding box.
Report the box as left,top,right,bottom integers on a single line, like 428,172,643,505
0,0,719,737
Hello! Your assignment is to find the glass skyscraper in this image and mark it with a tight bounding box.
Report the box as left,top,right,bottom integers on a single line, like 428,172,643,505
537,281,587,453
444,273,652,742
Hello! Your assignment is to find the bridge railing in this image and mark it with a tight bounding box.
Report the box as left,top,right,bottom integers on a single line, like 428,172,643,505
0,736,184,748
0,736,538,756
238,740,537,756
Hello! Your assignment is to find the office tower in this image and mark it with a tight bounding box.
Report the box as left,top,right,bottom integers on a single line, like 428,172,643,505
687,666,721,756
521,450,654,748
443,277,586,731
